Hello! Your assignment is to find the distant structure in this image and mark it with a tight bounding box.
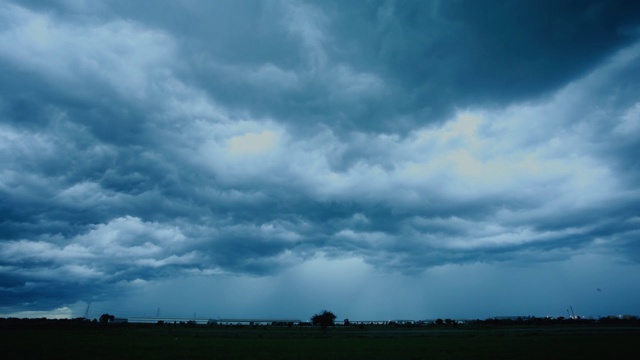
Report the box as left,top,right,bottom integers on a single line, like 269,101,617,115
207,318,302,325
83,302,91,319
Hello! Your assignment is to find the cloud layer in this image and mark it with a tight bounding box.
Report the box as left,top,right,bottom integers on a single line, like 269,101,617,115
1,0,640,317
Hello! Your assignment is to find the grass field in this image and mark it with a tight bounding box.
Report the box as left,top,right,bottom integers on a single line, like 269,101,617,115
2,322,639,359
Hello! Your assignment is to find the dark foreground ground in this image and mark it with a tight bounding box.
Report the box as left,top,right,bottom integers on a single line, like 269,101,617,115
2,320,640,359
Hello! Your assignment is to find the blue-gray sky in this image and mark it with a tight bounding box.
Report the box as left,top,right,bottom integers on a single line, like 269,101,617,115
1,0,640,321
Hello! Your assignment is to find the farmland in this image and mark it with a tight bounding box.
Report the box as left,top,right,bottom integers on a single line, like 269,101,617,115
2,318,639,359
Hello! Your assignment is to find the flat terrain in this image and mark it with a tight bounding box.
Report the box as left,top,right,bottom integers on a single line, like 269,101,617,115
2,321,639,359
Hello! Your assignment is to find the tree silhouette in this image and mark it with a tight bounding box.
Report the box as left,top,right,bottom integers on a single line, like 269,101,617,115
99,313,115,323
311,310,336,330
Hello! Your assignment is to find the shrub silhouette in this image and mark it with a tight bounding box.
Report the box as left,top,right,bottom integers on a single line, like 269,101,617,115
99,314,115,323
311,310,336,330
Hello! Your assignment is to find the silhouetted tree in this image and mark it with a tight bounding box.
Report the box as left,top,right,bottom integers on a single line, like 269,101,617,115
311,310,336,330
99,313,115,323
344,318,350,326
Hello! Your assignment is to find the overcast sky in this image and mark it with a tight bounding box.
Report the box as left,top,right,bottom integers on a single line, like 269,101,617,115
2,0,640,321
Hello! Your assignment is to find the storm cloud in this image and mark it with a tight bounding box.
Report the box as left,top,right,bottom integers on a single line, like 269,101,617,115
1,0,640,319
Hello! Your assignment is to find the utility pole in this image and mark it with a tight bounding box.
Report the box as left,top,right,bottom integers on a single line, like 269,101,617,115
84,302,91,319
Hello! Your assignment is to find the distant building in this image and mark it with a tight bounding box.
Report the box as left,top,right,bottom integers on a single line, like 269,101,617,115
207,318,301,325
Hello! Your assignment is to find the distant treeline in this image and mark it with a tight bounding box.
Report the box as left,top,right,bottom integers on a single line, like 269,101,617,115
1,315,639,329
466,316,640,326
0,317,99,329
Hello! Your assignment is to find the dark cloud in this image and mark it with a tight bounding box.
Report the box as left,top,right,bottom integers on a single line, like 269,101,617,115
296,0,640,131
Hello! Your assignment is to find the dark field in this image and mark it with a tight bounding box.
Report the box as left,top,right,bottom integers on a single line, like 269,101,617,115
2,321,639,359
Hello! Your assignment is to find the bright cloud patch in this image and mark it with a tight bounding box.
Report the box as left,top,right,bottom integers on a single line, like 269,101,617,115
0,306,74,319
228,130,280,156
